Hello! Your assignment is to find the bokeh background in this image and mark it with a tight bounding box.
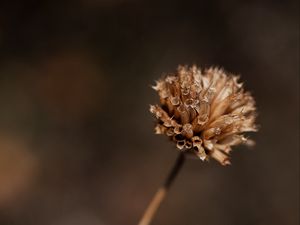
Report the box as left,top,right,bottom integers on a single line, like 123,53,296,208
0,0,299,225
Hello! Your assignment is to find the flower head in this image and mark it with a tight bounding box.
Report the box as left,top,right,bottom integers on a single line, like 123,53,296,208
150,65,258,165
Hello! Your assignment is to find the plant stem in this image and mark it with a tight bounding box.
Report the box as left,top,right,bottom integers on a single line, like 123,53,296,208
138,153,185,225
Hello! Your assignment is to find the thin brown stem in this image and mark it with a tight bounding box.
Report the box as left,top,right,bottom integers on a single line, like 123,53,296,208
138,153,185,225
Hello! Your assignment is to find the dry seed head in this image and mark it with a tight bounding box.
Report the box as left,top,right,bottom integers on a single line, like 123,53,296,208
150,65,258,165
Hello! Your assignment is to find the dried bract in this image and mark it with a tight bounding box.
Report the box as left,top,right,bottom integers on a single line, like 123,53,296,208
150,65,258,165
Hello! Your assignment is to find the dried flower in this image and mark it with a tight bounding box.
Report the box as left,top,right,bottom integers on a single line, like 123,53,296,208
150,65,258,165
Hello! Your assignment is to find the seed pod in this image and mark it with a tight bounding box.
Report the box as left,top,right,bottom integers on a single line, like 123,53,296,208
150,65,258,165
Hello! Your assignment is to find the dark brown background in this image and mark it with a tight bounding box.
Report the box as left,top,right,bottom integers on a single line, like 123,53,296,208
0,0,299,225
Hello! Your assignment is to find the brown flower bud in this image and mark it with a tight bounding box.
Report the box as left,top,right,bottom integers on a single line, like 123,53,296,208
150,65,258,165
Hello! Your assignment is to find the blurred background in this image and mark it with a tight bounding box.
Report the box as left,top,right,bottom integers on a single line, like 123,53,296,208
0,0,299,225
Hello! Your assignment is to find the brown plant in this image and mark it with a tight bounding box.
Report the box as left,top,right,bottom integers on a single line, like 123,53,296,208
138,65,258,225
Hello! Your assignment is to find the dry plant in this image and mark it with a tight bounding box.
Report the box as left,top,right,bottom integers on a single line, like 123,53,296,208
138,65,258,225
